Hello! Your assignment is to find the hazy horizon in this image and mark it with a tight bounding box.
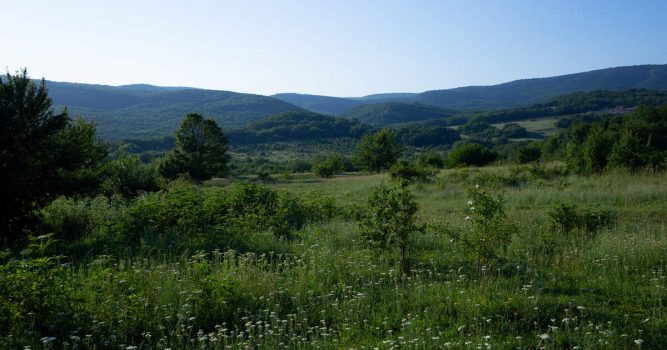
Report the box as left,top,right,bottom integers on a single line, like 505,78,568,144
4,0,667,96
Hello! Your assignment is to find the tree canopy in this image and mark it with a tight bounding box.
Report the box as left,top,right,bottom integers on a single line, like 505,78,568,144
354,129,403,173
0,70,107,245
159,113,228,181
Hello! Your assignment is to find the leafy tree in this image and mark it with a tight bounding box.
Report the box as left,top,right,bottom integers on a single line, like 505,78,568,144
516,142,542,163
101,146,161,197
159,113,228,181
447,143,498,167
0,70,107,245
354,129,402,172
358,181,421,274
416,150,446,169
312,153,345,178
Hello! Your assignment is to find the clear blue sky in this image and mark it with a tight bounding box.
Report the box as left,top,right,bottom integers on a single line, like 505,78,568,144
3,0,666,96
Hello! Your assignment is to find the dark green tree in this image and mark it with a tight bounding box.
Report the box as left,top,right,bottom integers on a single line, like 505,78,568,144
447,143,498,167
159,113,228,181
0,70,107,245
312,153,345,178
354,129,402,173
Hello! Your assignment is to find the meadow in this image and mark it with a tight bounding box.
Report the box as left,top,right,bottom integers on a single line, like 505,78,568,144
2,165,665,349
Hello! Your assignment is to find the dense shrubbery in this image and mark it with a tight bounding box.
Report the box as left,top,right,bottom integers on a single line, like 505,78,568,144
388,159,438,184
312,153,345,178
543,104,667,173
447,143,498,167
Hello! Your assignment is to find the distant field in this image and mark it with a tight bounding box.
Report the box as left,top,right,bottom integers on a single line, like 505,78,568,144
493,117,562,137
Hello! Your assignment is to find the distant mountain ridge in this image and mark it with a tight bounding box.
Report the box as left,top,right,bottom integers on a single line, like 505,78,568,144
414,64,667,110
43,81,303,139
40,63,667,139
273,64,667,114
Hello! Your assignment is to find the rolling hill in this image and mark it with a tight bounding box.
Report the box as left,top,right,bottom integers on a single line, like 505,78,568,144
44,81,303,139
271,93,366,115
276,64,667,114
415,64,667,110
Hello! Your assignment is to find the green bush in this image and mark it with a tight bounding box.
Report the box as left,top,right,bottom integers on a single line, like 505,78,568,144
547,202,615,235
447,143,498,167
455,186,516,266
358,181,422,274
101,148,161,197
388,159,437,184
312,153,345,178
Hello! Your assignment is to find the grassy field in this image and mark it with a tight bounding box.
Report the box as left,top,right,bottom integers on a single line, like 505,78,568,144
2,167,667,349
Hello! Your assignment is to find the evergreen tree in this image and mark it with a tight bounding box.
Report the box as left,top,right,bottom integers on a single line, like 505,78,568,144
0,70,107,245
159,113,228,181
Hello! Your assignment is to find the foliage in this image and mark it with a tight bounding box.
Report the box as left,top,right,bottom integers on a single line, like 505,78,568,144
457,186,515,266
101,147,161,197
226,111,372,144
388,160,437,184
395,124,461,147
342,102,456,127
447,143,498,167
312,153,345,178
358,181,421,273
546,103,667,173
0,70,108,246
547,203,615,235
416,150,446,169
516,142,542,163
354,129,403,172
159,113,229,181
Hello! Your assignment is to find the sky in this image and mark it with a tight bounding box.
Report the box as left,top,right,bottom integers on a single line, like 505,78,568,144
3,0,667,96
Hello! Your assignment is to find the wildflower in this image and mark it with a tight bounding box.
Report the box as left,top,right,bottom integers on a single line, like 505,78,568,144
467,200,473,206
538,333,551,341
465,216,471,221
635,339,643,345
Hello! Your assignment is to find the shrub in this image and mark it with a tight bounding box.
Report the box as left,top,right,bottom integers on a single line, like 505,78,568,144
547,202,615,235
456,185,516,267
447,143,498,167
102,148,161,197
416,150,446,169
358,181,422,274
388,160,437,184
312,153,345,178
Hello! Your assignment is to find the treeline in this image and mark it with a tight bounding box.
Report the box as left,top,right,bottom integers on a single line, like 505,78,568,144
542,104,667,173
450,89,667,125
225,111,372,144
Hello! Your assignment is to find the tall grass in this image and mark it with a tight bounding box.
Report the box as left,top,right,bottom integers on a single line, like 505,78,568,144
2,168,666,348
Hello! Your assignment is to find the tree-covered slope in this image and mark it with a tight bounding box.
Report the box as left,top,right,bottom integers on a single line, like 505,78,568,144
272,93,365,115
226,111,373,144
44,81,303,139
416,64,667,110
342,102,457,127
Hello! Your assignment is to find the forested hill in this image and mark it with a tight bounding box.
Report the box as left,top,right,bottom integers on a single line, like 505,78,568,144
415,64,667,110
43,81,303,139
271,93,366,115
275,64,667,114
460,89,667,125
342,102,457,127
226,111,373,144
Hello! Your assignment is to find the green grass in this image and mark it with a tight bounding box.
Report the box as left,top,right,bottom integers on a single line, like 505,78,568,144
2,168,667,349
